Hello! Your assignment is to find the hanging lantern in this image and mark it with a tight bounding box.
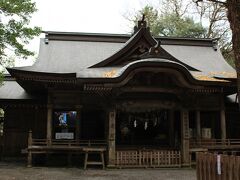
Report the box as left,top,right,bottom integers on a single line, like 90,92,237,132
153,117,158,127
134,119,137,128
144,121,148,130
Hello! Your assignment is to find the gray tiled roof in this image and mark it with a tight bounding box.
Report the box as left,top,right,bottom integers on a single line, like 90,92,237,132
0,80,32,99
11,36,235,78
1,32,237,100
17,39,124,73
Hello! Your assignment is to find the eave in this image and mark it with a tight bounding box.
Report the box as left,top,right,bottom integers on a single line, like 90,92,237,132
6,68,77,93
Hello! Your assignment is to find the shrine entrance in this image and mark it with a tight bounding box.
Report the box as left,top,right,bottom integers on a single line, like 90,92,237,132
114,104,182,168
116,110,181,148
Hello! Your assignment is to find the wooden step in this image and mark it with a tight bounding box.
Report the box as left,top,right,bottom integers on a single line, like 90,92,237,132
87,161,103,165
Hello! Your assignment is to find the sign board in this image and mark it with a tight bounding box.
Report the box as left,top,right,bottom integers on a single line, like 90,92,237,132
201,128,212,139
217,155,221,175
55,132,74,139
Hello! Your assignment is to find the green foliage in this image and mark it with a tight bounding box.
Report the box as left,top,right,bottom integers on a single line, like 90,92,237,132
135,6,160,36
0,55,15,80
157,14,206,38
0,71,3,86
222,47,235,68
0,109,3,136
0,0,41,61
131,2,234,67
134,5,206,38
0,109,3,117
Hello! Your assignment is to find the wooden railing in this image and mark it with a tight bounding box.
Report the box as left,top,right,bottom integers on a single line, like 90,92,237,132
116,150,181,168
26,130,107,167
31,139,107,147
27,130,106,147
190,139,240,149
196,152,240,180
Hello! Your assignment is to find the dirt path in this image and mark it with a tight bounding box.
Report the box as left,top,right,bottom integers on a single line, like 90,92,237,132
0,162,196,180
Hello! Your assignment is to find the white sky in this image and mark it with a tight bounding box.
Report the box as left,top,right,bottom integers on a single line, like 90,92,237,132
16,0,159,66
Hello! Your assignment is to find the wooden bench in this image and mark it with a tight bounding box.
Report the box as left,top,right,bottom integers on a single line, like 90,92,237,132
25,131,107,168
83,147,106,169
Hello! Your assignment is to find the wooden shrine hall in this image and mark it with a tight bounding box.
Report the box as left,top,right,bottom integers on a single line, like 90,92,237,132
0,18,240,168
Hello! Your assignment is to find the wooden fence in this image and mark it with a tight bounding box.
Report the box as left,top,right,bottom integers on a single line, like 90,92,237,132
0,136,2,159
196,152,240,180
190,139,240,149
116,150,181,168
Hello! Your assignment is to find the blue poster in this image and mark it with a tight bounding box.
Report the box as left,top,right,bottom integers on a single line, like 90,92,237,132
59,112,67,126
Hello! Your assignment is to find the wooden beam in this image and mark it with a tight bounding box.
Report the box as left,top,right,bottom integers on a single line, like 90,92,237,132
107,109,116,167
120,86,182,94
116,100,177,112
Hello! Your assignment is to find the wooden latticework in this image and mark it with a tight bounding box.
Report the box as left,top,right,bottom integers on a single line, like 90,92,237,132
116,150,181,168
196,152,240,180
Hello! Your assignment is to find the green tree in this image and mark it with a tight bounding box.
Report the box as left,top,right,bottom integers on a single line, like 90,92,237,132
0,55,15,85
134,6,160,36
0,0,41,79
193,1,234,66
0,108,3,136
156,13,206,37
195,0,240,108
133,5,206,38
130,1,234,66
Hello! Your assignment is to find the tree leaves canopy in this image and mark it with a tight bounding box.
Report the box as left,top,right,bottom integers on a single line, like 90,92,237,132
134,5,206,38
157,14,206,37
129,1,234,67
0,0,41,61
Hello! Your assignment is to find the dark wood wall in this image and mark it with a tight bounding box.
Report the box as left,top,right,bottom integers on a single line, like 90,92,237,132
1,90,239,157
3,105,47,156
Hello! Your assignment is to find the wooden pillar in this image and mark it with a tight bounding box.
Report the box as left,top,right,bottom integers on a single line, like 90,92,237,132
220,109,226,140
220,96,226,141
181,109,190,165
47,94,53,145
75,105,82,141
196,110,201,141
169,110,174,147
27,130,32,167
107,109,116,167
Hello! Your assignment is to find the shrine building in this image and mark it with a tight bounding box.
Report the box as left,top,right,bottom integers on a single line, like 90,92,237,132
0,19,239,168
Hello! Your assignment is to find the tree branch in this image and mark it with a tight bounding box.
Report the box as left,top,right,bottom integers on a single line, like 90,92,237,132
195,0,227,6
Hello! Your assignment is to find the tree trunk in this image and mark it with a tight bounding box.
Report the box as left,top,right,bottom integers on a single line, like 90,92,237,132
226,0,240,109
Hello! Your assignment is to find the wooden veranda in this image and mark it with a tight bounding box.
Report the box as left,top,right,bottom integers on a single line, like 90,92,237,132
190,139,240,150
25,131,107,169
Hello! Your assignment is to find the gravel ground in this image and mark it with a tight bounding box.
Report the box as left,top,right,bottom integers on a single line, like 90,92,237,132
0,162,196,180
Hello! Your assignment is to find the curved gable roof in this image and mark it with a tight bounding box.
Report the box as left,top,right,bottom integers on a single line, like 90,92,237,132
6,19,236,84
90,25,157,67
